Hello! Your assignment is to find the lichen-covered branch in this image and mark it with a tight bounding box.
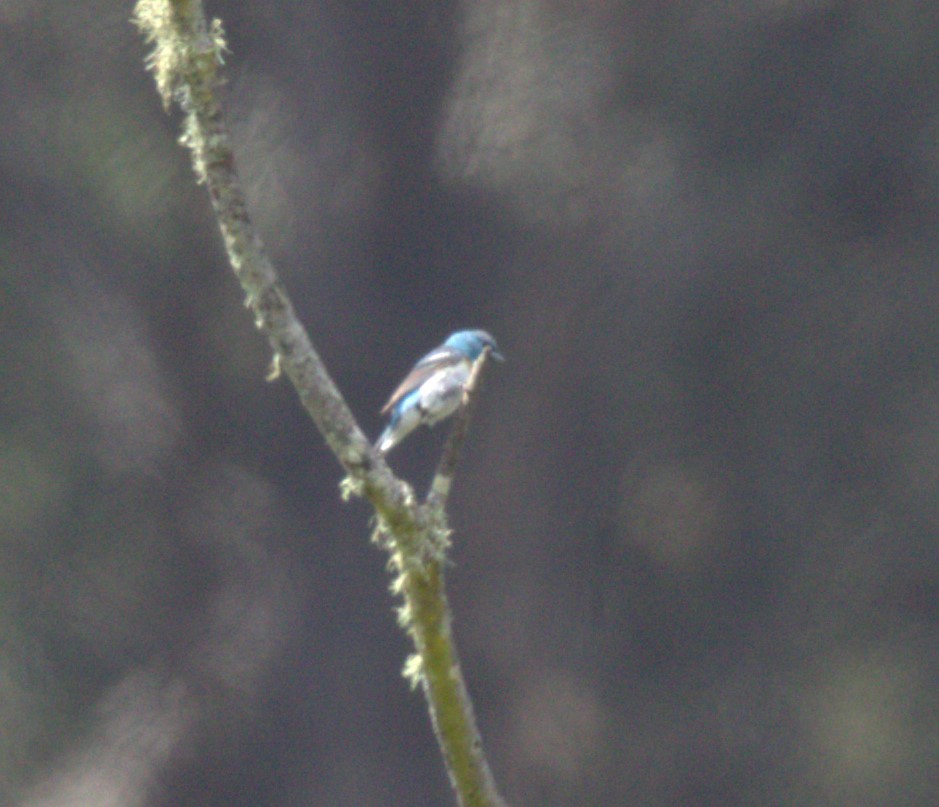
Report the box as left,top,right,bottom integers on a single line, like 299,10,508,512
403,559,506,807
132,3,506,805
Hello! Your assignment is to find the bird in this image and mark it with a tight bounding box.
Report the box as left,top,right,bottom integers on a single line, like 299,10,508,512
376,329,504,453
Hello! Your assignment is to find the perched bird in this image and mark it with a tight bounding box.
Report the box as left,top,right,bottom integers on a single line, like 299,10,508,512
376,329,504,453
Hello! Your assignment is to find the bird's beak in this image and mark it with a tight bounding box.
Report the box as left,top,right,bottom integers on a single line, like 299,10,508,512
489,347,505,362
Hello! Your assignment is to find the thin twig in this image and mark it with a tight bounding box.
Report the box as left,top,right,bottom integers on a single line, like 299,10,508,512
426,348,495,511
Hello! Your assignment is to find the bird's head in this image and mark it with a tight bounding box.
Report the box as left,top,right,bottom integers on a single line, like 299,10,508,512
445,329,505,362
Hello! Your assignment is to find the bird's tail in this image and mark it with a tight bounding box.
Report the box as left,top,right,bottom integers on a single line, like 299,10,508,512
375,427,395,454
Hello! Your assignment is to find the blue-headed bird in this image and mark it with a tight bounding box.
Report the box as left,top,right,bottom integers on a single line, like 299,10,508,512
376,329,504,453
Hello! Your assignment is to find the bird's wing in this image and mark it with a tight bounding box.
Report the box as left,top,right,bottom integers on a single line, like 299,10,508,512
380,348,459,415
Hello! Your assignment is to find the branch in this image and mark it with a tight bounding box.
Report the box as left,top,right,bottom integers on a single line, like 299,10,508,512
427,348,496,512
133,3,506,805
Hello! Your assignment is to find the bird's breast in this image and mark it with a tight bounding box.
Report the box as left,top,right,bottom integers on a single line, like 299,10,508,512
418,361,471,424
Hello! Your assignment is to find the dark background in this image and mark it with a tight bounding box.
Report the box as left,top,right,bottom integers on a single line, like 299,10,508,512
3,2,938,805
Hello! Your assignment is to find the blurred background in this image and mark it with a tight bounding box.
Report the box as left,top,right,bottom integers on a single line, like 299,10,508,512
3,1,939,805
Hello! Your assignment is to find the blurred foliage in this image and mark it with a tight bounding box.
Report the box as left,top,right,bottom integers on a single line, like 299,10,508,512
2,1,938,805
